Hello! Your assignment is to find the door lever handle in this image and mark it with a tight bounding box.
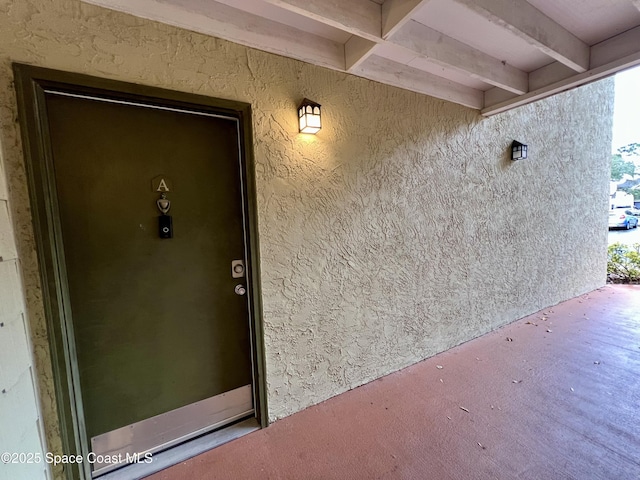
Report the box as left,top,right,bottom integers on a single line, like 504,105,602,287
234,284,246,296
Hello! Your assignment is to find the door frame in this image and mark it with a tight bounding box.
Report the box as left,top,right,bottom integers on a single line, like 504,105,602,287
13,63,268,480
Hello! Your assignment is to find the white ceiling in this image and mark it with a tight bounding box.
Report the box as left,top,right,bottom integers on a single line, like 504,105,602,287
82,0,640,115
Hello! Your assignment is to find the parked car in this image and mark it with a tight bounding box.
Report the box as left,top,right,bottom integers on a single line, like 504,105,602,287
608,208,639,229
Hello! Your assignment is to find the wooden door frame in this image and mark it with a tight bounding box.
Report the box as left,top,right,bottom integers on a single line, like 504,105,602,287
13,63,268,480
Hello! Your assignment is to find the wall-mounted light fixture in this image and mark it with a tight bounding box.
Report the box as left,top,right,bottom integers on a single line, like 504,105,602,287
298,98,321,134
511,141,528,160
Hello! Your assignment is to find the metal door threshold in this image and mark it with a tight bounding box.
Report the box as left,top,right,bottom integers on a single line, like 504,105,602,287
97,418,260,480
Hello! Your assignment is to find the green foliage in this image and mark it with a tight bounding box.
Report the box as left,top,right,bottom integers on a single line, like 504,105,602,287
620,187,639,198
612,143,640,181
608,242,640,282
611,154,635,181
617,142,640,157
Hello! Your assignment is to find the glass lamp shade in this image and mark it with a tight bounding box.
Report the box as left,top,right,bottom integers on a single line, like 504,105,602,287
511,141,528,160
298,99,321,134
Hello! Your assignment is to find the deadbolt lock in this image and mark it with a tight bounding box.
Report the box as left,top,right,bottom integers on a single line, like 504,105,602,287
234,284,246,296
231,260,245,278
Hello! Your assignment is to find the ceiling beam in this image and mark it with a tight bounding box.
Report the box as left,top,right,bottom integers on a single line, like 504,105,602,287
352,55,483,109
452,0,590,73
345,36,379,71
483,87,517,108
482,50,640,116
590,24,640,69
382,0,432,39
81,0,346,70
388,20,528,94
528,62,575,91
259,0,387,73
485,25,640,115
262,0,382,42
485,61,577,105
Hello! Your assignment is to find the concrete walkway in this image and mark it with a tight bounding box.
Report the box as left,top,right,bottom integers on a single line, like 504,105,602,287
148,285,640,480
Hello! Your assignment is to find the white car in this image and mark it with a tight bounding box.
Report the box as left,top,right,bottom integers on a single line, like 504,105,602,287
608,208,639,229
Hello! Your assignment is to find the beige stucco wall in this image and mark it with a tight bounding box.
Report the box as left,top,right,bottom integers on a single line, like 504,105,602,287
0,1,613,478
0,147,48,479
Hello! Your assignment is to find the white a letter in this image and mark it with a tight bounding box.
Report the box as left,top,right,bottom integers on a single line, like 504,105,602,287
157,179,170,192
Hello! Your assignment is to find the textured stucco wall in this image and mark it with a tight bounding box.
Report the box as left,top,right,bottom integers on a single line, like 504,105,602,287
0,148,48,479
0,1,613,479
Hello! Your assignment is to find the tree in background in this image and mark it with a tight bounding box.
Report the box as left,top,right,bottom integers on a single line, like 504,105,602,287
611,154,636,181
617,142,640,157
612,143,640,200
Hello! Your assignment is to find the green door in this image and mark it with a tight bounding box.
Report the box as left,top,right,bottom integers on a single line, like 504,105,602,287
44,91,254,475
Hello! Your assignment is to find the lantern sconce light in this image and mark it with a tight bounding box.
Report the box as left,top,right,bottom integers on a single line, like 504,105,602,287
511,140,528,161
298,98,321,134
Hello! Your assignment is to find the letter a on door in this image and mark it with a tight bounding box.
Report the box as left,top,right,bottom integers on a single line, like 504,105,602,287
157,179,169,192
151,175,173,193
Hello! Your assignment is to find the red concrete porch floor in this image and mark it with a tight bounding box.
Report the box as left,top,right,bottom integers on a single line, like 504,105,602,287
148,285,640,480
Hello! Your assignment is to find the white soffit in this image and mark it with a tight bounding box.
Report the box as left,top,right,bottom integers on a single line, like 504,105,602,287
375,42,493,90
411,0,552,72
408,57,493,91
526,0,640,45
212,0,352,43
82,0,640,116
